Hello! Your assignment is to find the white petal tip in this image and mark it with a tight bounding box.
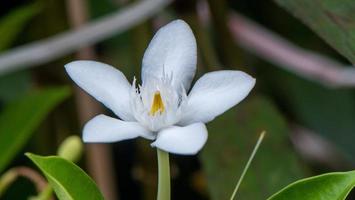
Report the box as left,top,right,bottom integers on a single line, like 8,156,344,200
141,18,197,91
64,60,135,121
64,60,115,76
152,123,208,155
82,134,97,143
65,60,92,71
82,114,150,143
180,70,256,124
167,19,190,28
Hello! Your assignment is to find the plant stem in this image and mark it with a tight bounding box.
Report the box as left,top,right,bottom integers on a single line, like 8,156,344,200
30,185,53,200
0,169,17,197
157,148,170,200
0,167,49,198
230,131,266,200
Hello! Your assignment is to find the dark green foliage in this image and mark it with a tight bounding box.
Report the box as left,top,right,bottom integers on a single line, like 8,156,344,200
0,87,70,172
201,97,307,200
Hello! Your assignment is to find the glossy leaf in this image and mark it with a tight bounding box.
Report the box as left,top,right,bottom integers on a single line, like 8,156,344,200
0,87,70,172
201,96,307,199
26,153,104,200
268,170,355,200
274,0,355,64
0,4,41,51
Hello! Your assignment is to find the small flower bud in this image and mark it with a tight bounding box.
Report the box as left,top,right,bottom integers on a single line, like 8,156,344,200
57,135,83,162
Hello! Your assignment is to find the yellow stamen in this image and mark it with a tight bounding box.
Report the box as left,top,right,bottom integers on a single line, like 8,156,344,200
149,91,165,116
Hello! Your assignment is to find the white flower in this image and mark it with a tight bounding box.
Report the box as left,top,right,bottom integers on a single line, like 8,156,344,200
65,20,255,155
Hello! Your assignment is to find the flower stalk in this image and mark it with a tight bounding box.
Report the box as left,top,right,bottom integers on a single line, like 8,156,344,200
230,131,266,200
157,148,170,200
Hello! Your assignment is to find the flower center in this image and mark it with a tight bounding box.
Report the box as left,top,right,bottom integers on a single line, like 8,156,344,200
149,91,165,116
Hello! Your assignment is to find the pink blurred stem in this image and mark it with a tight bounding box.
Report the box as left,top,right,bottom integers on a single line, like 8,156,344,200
228,13,355,88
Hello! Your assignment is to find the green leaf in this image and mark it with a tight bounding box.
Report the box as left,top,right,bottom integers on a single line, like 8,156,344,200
274,0,355,64
268,170,355,200
26,153,105,200
201,96,307,200
0,4,41,51
0,87,70,173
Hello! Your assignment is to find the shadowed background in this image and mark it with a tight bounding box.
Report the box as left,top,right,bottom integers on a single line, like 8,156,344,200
0,0,354,199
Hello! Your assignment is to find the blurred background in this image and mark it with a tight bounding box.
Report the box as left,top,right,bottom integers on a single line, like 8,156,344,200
0,0,354,199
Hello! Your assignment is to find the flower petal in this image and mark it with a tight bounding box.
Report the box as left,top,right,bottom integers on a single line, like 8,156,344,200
65,60,133,121
151,123,208,155
141,19,197,90
83,114,154,143
179,70,255,125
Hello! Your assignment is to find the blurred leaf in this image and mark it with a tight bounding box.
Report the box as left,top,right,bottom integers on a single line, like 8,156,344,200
201,96,307,200
0,71,31,102
88,0,116,20
0,4,41,102
268,170,355,200
26,153,104,200
0,87,70,173
261,65,355,162
283,77,355,161
274,0,355,64
0,3,41,51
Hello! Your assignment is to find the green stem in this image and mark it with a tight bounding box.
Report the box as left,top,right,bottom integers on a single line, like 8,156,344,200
157,148,170,200
230,131,266,200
